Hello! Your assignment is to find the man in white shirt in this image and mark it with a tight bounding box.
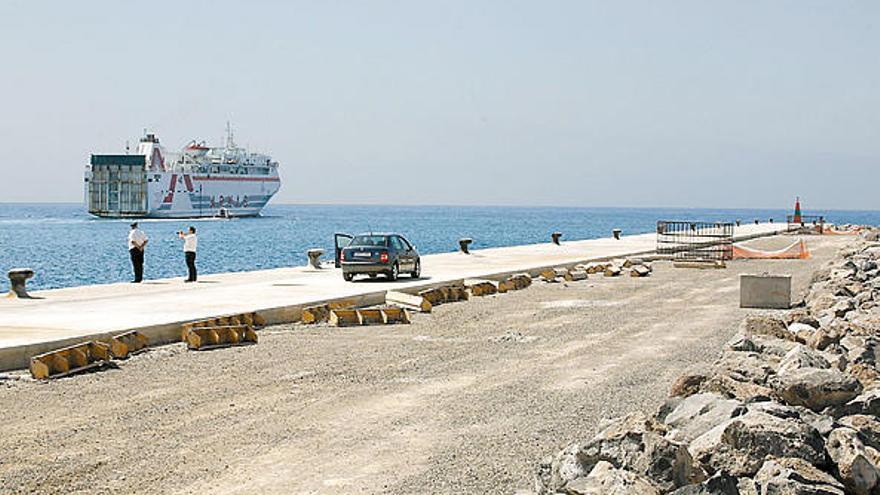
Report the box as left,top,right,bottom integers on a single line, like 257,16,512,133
178,226,198,282
128,222,148,283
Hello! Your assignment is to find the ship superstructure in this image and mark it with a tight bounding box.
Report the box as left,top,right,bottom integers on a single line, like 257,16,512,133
85,125,281,218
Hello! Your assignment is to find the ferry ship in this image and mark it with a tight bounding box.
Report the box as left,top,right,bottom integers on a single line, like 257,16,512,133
85,125,281,218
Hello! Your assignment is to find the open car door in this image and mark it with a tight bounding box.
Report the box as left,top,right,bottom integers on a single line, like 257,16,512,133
334,233,353,268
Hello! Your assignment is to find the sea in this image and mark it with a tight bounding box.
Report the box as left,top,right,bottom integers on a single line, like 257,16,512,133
1,203,878,292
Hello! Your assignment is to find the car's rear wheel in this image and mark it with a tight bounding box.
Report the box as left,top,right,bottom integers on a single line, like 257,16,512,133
388,262,399,281
411,260,421,279
343,272,354,282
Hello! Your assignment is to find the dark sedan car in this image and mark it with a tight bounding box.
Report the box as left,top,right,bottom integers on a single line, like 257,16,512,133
339,233,421,282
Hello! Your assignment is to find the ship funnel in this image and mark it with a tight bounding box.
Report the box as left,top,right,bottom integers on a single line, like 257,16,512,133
137,132,166,171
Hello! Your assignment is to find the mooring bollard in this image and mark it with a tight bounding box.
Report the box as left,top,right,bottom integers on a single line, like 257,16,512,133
7,268,34,299
612,228,621,240
306,249,324,269
754,219,759,225
459,238,473,254
736,219,741,227
551,232,562,245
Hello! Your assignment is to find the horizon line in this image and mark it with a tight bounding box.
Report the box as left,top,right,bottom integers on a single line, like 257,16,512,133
0,200,877,213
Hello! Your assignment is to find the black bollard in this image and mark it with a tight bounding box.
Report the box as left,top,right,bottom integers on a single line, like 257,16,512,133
612,228,621,240
551,232,562,245
7,268,34,298
459,238,473,254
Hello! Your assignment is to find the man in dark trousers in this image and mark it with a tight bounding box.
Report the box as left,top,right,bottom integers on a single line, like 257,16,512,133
178,226,198,282
128,222,148,283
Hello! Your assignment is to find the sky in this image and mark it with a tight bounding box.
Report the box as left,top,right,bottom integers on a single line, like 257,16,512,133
0,1,877,209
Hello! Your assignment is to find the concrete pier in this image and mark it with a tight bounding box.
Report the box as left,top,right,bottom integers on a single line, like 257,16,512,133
0,223,787,371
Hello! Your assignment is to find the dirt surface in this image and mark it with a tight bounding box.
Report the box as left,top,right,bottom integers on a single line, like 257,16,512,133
0,235,852,494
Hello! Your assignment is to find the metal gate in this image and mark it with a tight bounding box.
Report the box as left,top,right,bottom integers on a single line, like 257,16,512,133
656,221,734,261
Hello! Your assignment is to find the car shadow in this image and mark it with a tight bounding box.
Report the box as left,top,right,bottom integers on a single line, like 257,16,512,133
350,275,433,284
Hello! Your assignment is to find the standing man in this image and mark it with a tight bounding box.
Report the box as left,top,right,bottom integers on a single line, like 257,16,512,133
128,222,148,283
178,226,198,282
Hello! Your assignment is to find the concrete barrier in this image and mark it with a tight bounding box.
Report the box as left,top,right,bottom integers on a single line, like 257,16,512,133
329,309,360,327
419,285,468,306
740,274,791,309
302,305,331,324
386,291,432,312
30,341,111,379
498,273,532,293
185,325,258,351
464,279,499,297
109,330,148,359
329,307,412,327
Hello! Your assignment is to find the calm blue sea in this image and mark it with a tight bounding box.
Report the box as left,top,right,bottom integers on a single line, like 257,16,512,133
1,203,878,292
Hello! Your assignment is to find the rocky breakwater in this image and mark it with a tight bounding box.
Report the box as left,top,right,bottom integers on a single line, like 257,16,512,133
534,227,880,494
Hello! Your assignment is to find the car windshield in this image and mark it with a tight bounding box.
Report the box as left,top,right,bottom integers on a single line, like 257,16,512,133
350,235,388,247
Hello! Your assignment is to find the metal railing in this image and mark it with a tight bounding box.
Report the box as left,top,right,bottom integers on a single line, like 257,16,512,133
656,221,734,260
787,215,825,233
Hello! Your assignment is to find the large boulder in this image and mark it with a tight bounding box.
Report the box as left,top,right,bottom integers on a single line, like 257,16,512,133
729,335,797,358
847,363,880,388
832,298,856,318
664,393,745,443
850,307,880,334
700,374,776,403
537,413,702,493
769,367,862,412
562,461,659,495
808,291,841,315
808,326,842,351
753,457,845,495
671,365,714,398
844,337,879,366
788,322,819,344
688,411,826,477
785,309,820,329
747,401,836,437
839,414,880,451
835,387,880,418
668,472,756,495
576,413,701,492
777,345,831,375
537,443,586,492
671,351,780,402
825,427,880,495
744,316,801,343
712,352,775,385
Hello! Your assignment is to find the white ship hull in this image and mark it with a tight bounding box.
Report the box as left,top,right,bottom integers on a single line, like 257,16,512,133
143,171,280,218
86,128,282,219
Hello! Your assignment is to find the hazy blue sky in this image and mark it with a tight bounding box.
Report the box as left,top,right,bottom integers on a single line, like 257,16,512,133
1,1,877,209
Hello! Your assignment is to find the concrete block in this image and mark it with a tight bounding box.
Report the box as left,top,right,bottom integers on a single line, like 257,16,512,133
740,274,791,309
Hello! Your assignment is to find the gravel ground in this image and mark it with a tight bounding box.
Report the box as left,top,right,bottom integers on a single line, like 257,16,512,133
0,235,852,495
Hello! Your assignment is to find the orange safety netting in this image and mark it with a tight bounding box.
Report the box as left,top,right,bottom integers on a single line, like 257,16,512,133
732,239,811,260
